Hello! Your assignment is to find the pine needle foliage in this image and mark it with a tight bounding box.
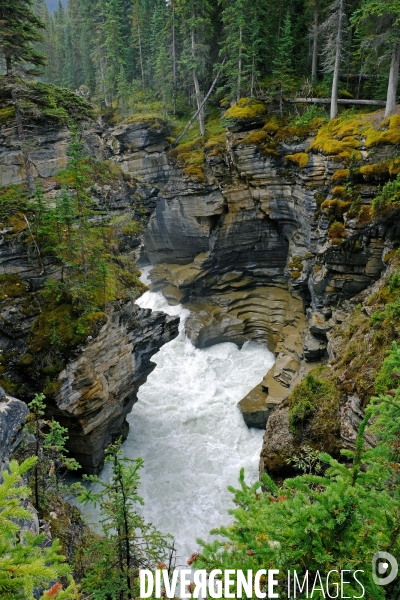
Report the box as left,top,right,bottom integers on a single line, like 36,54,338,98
194,346,400,599
0,457,80,599
78,439,175,599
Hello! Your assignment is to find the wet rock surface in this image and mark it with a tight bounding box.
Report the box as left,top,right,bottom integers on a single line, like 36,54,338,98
0,393,29,468
1,116,399,477
52,303,179,473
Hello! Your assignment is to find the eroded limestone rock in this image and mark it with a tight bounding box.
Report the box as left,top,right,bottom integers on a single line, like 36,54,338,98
50,303,179,473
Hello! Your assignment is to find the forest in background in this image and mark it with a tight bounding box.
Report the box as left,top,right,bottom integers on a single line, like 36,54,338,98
33,0,400,123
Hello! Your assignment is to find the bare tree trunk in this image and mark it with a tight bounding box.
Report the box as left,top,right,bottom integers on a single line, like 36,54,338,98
311,1,319,85
385,41,400,118
173,58,225,146
237,26,242,102
330,0,345,120
137,22,145,94
250,56,255,97
191,26,205,136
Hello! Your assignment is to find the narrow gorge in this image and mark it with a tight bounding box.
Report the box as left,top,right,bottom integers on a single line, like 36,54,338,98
1,98,400,561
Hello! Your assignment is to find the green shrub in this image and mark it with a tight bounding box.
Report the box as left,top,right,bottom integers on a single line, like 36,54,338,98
0,185,29,221
288,371,337,432
372,173,400,216
194,393,400,600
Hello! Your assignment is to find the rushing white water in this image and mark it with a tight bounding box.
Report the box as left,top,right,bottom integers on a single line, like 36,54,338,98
110,267,275,564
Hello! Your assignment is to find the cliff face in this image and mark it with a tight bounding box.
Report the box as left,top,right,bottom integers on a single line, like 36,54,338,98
101,116,399,437
51,303,179,473
1,112,399,475
0,119,179,473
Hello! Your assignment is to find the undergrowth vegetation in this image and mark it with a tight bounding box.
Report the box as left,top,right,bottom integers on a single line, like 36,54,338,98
168,107,226,180
309,112,400,162
0,127,145,398
0,78,94,123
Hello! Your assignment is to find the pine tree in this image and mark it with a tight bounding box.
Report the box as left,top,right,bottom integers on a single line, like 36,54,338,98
353,0,400,117
219,0,247,102
103,0,127,105
25,393,80,513
272,12,295,115
54,1,67,86
0,457,80,599
176,0,213,135
321,0,347,119
78,439,174,600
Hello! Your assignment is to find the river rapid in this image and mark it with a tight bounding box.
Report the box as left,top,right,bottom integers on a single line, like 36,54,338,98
90,268,275,564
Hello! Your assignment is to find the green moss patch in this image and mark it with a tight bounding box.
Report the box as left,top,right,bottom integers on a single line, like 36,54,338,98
168,138,206,181
285,152,309,168
0,185,29,222
288,367,341,453
0,106,15,125
308,111,400,163
223,98,266,124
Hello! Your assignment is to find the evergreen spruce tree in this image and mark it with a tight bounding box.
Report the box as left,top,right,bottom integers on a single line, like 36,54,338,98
79,439,174,600
272,12,295,115
26,393,80,513
176,0,213,135
0,457,80,599
218,0,247,102
353,0,400,117
321,0,347,119
54,1,68,87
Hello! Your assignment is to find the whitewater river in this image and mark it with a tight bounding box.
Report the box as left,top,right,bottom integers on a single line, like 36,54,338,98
88,268,275,564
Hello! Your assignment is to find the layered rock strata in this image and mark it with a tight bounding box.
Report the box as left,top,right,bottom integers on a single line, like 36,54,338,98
51,302,179,473
2,115,399,461
0,121,180,472
106,122,397,429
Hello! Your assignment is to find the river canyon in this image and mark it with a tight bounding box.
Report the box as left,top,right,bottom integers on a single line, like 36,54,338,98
1,105,400,552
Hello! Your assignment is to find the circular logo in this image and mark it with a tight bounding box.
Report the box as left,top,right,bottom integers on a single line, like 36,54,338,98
372,552,398,586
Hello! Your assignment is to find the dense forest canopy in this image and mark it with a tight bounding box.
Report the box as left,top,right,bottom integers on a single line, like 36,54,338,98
28,0,400,121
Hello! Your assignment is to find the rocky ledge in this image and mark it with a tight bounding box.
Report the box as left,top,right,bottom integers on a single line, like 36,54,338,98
50,302,179,473
0,390,29,470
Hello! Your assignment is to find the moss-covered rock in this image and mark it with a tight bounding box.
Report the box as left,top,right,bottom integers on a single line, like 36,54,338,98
0,78,94,124
285,152,309,168
223,98,266,125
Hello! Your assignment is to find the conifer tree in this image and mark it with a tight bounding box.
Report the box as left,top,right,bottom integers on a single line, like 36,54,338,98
272,12,294,115
353,0,400,117
26,393,80,513
54,1,67,87
177,0,213,135
79,439,174,600
219,0,247,102
321,0,347,119
0,457,80,599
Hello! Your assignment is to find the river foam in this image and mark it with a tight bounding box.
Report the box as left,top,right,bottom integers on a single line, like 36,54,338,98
115,267,275,563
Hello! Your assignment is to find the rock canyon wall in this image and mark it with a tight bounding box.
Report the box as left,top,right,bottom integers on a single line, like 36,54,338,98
1,112,399,473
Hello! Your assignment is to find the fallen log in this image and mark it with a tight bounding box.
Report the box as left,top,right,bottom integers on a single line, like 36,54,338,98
287,97,386,106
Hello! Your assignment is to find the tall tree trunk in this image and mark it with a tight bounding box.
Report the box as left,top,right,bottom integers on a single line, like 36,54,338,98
385,41,400,118
250,56,255,97
6,59,35,195
237,26,242,102
330,0,345,120
191,26,205,136
311,1,319,85
137,22,145,93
